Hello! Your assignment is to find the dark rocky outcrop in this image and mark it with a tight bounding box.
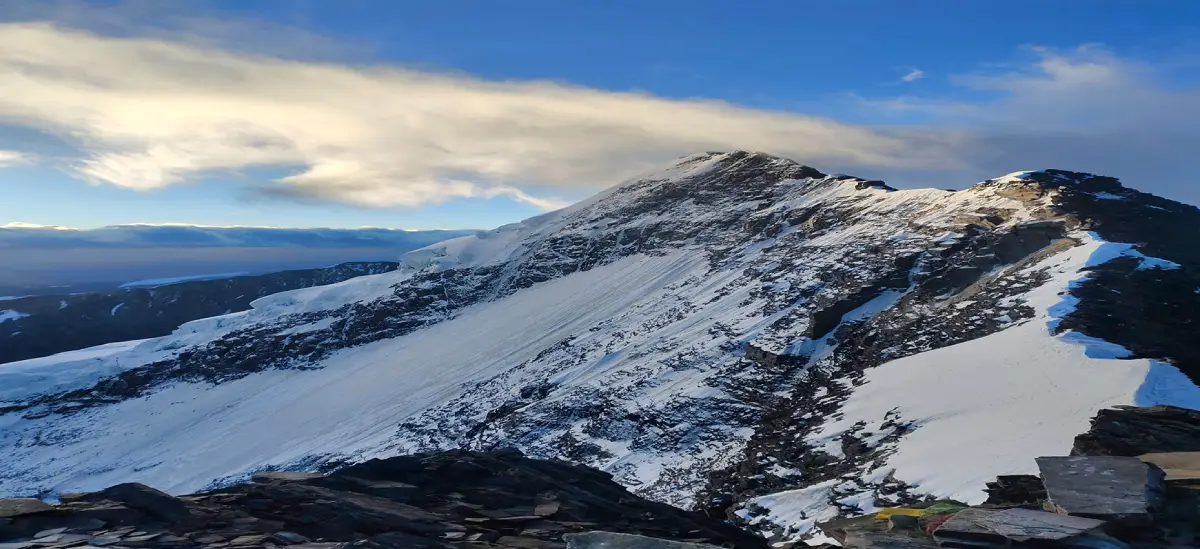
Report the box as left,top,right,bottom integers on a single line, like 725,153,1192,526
0,450,764,549
1071,405,1200,457
982,476,1045,507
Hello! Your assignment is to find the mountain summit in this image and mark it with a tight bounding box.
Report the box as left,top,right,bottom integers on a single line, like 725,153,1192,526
3,151,1199,541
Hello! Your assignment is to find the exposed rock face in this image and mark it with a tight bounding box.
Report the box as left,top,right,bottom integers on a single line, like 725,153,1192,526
1071,405,1200,457
0,450,763,549
1037,456,1166,523
3,153,1199,542
0,262,399,364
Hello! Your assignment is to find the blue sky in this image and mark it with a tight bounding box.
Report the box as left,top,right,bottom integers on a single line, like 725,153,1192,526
1,0,1198,229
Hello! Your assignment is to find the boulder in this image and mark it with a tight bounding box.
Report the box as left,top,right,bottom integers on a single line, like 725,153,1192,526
0,499,53,518
91,483,192,523
1037,456,1166,522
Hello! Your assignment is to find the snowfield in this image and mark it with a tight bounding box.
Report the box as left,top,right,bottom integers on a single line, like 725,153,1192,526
746,233,1200,537
0,339,155,402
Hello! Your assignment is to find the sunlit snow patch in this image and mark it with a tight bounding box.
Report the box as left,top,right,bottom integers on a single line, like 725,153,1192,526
747,232,1200,539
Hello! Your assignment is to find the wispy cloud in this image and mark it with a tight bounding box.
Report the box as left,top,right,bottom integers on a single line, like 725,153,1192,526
0,23,964,211
901,68,925,82
844,45,1200,205
0,150,35,167
0,16,1198,208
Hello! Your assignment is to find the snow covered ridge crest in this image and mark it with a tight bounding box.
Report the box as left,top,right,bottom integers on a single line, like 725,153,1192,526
2,152,1199,539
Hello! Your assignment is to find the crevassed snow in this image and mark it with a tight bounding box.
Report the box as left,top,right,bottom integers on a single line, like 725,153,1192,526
0,339,154,400
751,232,1200,536
120,272,248,288
0,309,28,324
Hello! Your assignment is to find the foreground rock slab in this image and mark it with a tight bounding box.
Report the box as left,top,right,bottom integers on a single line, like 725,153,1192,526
1036,456,1166,523
564,532,724,549
932,508,1105,547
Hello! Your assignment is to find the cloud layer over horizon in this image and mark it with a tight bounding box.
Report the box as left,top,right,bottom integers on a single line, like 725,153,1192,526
1,21,1198,209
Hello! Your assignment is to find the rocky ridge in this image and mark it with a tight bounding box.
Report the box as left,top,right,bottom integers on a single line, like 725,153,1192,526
2,152,1198,540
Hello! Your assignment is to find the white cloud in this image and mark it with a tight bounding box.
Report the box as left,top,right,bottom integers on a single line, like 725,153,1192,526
0,21,1197,209
0,150,34,167
0,23,964,210
901,68,925,82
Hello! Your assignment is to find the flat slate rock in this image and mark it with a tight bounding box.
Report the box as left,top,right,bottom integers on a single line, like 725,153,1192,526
1139,451,1200,482
842,531,940,549
1037,456,1166,520
564,531,723,549
934,508,1104,547
980,508,1104,541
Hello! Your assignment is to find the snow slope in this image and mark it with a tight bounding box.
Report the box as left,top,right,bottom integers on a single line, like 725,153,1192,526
1,253,713,495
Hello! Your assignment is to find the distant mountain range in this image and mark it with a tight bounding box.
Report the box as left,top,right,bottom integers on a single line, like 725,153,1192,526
0,223,474,249
0,224,475,296
0,261,399,365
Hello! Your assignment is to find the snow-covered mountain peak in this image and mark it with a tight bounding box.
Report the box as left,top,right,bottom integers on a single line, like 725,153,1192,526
3,153,1199,544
